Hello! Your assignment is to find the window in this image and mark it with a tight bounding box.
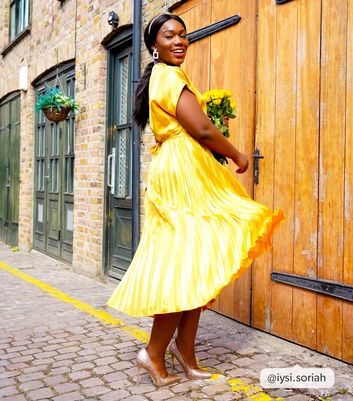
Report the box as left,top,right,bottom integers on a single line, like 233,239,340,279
9,0,30,41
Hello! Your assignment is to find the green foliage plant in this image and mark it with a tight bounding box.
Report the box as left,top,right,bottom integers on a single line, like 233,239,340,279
35,87,79,113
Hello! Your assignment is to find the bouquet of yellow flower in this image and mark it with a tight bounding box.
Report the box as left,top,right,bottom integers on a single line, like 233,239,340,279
203,89,237,165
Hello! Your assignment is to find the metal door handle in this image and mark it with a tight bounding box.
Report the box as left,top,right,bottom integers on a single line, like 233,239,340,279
6,165,10,187
252,147,264,185
107,147,116,194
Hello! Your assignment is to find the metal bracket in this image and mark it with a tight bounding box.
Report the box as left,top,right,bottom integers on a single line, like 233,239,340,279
271,272,353,302
187,15,241,44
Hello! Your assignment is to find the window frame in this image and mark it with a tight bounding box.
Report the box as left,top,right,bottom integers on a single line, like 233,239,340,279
9,0,30,42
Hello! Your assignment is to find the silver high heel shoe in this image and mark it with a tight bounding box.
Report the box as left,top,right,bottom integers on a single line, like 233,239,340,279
136,348,181,386
169,339,212,379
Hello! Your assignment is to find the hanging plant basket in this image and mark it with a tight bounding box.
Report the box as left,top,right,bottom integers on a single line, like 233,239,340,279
36,87,79,123
42,106,71,122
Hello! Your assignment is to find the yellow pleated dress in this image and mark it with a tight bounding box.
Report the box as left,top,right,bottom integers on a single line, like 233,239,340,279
107,62,285,317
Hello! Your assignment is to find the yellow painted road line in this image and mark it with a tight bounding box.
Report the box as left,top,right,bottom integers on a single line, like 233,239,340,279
0,260,283,400
0,260,149,343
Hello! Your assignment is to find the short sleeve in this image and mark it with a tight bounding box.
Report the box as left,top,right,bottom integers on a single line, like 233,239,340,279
150,66,191,117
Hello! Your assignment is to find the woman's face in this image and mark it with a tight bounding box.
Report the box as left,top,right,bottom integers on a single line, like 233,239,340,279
153,19,189,66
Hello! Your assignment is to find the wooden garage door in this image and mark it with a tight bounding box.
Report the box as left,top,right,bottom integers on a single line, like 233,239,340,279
173,0,257,324
254,0,353,364
174,0,353,363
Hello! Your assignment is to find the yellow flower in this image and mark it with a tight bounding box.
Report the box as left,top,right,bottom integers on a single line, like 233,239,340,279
230,99,236,109
213,98,222,105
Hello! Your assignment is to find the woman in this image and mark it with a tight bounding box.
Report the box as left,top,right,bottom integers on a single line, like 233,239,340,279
107,13,285,386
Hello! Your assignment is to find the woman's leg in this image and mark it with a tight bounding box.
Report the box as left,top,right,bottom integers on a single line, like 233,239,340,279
145,312,182,377
175,307,201,369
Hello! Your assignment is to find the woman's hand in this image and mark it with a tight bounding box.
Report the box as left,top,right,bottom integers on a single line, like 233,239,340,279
233,152,249,174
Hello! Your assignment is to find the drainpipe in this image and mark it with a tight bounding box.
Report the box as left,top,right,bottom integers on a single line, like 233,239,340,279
132,0,142,253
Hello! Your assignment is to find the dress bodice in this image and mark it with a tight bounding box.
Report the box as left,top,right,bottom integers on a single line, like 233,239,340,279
149,63,207,144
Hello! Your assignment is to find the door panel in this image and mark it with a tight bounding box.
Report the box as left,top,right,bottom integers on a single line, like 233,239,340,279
106,44,133,280
34,69,75,263
255,0,353,363
0,95,20,247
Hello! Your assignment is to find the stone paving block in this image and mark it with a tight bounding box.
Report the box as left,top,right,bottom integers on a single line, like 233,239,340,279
92,365,114,375
103,371,129,383
77,348,97,356
17,372,45,382
11,340,32,347
32,357,55,366
82,385,111,396
213,393,243,401
1,352,21,361
110,360,134,371
128,383,156,395
52,391,85,401
74,354,97,363
0,385,17,397
68,370,91,380
43,374,66,385
51,366,71,375
208,347,230,356
284,395,315,401
2,395,27,401
80,377,105,388
145,388,175,400
54,382,81,393
55,352,78,361
109,378,134,390
0,377,16,387
19,379,45,391
71,362,95,371
58,346,81,354
93,356,119,366
201,383,232,396
118,351,137,361
331,394,353,401
122,396,150,401
100,389,131,400
28,387,55,400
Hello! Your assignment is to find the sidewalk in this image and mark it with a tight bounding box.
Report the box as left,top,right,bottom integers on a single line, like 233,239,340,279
0,243,352,401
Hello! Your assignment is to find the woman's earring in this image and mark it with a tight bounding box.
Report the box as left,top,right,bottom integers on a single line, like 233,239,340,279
152,49,159,60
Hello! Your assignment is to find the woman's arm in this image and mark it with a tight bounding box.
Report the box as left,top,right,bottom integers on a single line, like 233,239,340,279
176,88,249,173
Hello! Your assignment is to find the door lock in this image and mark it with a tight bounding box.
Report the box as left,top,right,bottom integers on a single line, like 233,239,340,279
252,147,264,185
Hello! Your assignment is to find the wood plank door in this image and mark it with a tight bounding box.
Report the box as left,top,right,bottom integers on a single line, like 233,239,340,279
0,94,20,247
254,0,353,364
174,0,257,324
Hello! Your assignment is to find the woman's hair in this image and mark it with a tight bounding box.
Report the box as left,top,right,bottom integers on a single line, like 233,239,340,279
133,13,187,129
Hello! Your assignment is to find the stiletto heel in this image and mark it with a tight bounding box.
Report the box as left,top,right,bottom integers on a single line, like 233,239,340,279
169,339,212,380
136,348,181,387
171,354,175,373
136,364,141,384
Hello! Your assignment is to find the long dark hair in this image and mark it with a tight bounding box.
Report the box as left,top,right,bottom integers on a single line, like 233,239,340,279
133,13,187,129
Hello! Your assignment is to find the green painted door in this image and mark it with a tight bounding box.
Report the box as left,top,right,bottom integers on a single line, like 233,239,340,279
33,68,75,262
106,44,133,279
0,94,20,247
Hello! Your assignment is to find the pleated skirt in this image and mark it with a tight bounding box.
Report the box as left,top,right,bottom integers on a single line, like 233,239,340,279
107,133,285,317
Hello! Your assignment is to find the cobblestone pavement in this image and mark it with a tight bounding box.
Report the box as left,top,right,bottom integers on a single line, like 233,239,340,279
0,243,352,401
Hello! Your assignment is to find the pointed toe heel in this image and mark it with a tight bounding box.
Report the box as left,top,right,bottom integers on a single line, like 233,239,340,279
136,348,181,387
169,339,212,380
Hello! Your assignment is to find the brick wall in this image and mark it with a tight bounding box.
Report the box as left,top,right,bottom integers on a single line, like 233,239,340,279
0,0,133,278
